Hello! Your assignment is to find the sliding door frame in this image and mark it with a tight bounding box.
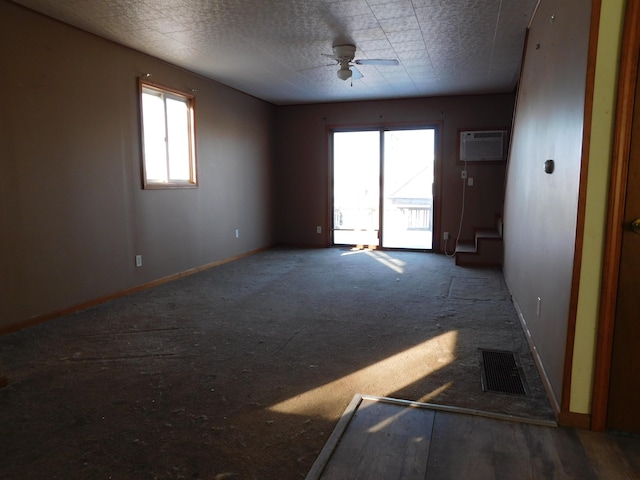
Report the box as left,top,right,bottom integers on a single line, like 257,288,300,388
328,121,443,251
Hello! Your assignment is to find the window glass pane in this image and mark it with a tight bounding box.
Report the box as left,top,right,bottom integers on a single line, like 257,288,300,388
141,91,168,182
333,131,381,246
139,81,196,188
166,97,191,181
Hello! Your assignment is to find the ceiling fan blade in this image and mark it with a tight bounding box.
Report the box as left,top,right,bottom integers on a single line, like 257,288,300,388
355,59,399,66
350,65,363,80
321,53,338,61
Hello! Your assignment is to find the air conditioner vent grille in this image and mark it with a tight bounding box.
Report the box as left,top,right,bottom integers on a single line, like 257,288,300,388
460,130,507,162
473,132,504,139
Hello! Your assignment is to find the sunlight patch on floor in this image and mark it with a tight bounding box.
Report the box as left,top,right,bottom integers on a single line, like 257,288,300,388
416,382,452,403
365,382,453,434
340,248,407,274
269,330,457,419
365,250,406,274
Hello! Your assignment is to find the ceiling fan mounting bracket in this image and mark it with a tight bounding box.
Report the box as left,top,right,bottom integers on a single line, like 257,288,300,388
332,44,356,62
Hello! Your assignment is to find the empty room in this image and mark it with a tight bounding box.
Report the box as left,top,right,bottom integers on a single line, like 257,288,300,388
1,0,639,479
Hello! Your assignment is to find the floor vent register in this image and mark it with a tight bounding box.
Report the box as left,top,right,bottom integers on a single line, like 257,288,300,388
479,349,529,396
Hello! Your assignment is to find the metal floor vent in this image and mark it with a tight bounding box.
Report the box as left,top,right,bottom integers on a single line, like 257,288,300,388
479,349,529,396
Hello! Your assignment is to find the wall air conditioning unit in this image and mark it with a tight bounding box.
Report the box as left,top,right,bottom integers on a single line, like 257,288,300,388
460,130,507,162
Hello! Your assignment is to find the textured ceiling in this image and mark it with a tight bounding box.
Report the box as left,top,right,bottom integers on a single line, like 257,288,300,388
11,0,538,105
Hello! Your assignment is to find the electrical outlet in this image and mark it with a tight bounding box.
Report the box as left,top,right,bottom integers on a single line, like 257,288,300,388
316,226,322,234
235,229,239,238
135,255,142,268
461,170,467,179
443,231,449,240
468,177,474,186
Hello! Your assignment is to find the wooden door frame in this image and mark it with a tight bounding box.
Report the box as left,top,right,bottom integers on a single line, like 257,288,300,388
592,0,640,432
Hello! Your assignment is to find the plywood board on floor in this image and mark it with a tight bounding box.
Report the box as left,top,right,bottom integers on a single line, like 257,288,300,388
307,395,640,480
317,398,435,480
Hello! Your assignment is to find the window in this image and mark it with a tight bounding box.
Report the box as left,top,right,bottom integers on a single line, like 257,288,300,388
139,80,197,188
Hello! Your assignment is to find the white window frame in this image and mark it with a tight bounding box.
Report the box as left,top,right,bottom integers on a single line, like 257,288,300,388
139,80,197,189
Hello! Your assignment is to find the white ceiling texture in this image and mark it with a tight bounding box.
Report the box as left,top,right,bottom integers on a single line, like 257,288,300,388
11,0,539,105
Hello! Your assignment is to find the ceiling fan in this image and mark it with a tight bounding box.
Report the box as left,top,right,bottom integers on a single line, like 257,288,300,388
323,44,399,81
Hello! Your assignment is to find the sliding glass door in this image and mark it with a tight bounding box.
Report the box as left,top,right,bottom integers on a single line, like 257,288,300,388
382,129,434,249
333,131,380,247
333,128,435,250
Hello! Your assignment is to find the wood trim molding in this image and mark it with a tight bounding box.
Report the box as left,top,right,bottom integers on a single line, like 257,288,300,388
0,247,271,337
561,0,602,420
512,295,561,418
592,0,640,432
558,411,592,430
305,394,364,480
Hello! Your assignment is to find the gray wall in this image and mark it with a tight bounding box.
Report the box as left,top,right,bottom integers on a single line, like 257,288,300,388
503,0,592,404
0,2,276,331
274,95,515,247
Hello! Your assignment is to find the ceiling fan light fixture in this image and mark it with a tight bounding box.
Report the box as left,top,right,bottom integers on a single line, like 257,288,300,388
337,66,352,81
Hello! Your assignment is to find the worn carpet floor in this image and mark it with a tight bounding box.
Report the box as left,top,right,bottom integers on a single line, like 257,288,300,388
0,247,555,480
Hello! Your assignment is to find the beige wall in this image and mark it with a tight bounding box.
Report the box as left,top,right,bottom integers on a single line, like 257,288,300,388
274,95,515,247
0,2,514,332
2,0,629,427
0,2,276,331
503,0,593,407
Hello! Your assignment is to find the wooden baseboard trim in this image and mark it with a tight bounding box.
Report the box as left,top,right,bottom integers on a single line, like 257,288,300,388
558,411,592,429
511,295,562,419
510,296,593,430
0,246,271,336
